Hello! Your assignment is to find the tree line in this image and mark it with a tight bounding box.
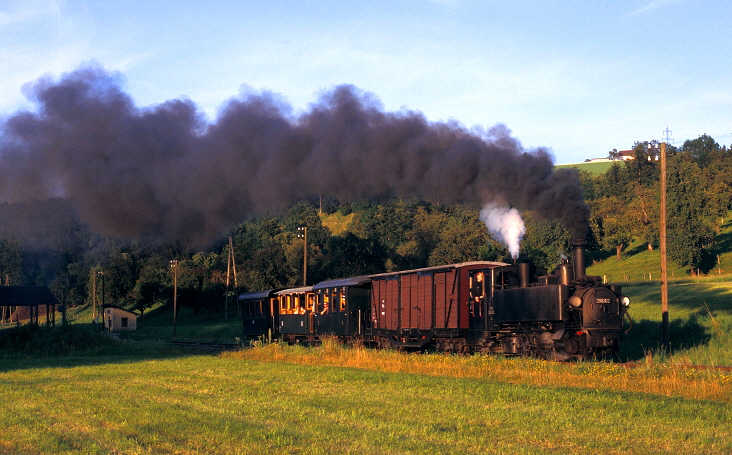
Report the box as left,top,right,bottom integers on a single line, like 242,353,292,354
585,134,731,271
0,134,729,317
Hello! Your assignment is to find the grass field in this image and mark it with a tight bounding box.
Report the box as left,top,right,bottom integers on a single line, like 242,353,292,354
1,351,730,455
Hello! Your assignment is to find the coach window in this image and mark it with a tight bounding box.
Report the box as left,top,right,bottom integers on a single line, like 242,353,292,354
332,291,340,313
339,290,346,311
320,292,330,314
306,293,315,312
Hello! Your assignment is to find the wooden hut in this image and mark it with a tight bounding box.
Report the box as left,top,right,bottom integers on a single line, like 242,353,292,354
103,306,138,331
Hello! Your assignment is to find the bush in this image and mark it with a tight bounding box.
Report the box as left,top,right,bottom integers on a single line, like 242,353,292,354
0,324,122,357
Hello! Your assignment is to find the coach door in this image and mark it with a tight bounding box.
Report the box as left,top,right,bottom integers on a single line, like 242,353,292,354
371,277,400,331
468,269,487,334
433,268,459,329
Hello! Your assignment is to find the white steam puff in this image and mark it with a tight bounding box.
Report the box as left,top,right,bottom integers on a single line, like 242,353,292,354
480,203,526,259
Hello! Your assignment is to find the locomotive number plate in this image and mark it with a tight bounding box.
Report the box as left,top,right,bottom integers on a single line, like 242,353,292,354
596,298,611,304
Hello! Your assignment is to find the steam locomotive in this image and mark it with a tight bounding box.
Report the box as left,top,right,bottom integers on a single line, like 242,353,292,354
239,238,630,360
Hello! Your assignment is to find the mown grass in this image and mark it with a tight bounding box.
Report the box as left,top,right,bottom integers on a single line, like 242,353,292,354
1,352,730,455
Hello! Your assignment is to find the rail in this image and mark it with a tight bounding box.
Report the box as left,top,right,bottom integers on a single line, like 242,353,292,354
165,340,241,351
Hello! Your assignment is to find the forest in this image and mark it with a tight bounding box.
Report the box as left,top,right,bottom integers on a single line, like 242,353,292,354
0,133,730,319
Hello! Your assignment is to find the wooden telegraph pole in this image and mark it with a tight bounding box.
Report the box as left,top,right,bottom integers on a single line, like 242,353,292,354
225,236,238,319
659,140,670,350
298,226,308,286
170,260,178,338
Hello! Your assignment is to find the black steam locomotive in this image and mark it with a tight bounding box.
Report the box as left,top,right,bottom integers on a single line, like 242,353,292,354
239,239,630,360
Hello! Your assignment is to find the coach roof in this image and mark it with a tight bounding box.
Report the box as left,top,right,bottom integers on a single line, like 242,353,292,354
238,289,279,300
313,276,371,290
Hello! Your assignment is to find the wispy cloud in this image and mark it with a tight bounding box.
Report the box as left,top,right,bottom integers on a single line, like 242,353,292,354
631,0,685,15
0,0,63,27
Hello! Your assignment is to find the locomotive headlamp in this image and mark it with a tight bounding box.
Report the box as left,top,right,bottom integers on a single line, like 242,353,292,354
621,296,630,307
569,296,583,308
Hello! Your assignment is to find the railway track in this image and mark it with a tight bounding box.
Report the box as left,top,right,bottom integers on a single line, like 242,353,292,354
621,362,732,372
166,340,241,351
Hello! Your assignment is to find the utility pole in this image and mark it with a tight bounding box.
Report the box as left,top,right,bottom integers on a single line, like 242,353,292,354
225,236,238,319
170,260,178,338
97,270,105,326
298,226,308,286
92,272,97,325
659,130,671,350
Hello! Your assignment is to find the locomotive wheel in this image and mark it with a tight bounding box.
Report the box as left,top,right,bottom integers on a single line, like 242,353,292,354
518,334,540,358
564,338,580,355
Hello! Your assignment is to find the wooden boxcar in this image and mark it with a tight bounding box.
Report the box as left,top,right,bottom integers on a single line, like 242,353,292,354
368,261,506,351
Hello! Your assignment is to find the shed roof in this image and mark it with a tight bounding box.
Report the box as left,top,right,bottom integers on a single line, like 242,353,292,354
103,305,138,316
0,286,60,307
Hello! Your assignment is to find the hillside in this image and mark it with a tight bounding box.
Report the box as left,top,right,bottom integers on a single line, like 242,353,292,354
555,160,618,175
588,215,732,281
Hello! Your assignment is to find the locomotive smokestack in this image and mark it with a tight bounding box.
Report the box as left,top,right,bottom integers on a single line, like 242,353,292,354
571,237,588,280
519,262,530,287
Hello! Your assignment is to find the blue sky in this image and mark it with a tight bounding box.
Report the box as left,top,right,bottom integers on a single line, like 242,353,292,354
1,0,730,164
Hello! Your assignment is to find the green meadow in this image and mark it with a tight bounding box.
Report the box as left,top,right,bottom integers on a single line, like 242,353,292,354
1,352,730,455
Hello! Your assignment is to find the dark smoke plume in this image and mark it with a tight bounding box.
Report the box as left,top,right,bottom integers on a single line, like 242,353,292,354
0,65,589,247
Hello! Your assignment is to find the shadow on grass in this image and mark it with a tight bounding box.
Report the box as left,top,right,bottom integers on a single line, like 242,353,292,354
619,316,711,361
0,323,222,373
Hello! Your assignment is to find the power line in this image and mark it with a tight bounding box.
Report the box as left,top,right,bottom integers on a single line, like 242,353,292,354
663,126,673,144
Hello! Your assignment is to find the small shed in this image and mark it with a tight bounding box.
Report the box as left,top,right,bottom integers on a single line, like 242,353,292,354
0,286,60,326
104,306,138,331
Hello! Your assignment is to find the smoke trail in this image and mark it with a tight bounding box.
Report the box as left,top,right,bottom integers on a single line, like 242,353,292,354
0,65,590,247
480,203,526,259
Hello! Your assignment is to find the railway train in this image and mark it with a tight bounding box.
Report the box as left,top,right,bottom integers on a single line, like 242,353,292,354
238,238,630,360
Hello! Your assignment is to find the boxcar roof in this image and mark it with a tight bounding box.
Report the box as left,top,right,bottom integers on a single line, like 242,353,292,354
312,275,371,290
369,261,508,279
238,289,278,301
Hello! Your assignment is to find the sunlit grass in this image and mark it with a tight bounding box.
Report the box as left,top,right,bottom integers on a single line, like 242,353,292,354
228,340,732,404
